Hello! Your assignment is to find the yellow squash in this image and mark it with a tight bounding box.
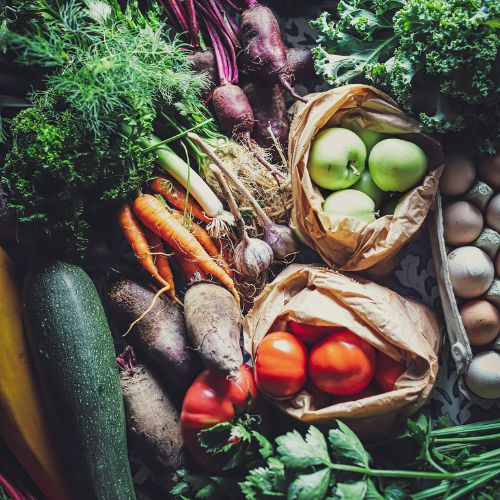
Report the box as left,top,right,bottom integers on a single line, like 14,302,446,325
0,247,72,500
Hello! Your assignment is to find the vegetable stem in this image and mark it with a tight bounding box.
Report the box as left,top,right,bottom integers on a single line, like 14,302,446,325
448,470,500,500
434,433,500,444
188,133,272,225
329,460,500,480
142,118,214,152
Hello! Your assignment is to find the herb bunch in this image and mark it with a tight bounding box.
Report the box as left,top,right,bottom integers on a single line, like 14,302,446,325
311,0,500,154
1,0,209,258
172,414,500,499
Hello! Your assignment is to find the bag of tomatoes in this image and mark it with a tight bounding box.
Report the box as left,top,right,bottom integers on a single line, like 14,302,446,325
244,265,441,437
289,85,444,272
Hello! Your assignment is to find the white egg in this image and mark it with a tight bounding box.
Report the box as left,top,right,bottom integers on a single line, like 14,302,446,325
464,351,500,400
448,246,494,299
443,201,483,246
440,152,476,196
486,194,500,233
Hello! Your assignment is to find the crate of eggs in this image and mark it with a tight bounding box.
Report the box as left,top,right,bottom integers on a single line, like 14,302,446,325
430,152,500,403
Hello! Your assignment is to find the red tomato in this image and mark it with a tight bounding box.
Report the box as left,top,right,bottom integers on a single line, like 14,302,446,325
289,321,335,344
375,351,406,392
308,330,376,395
181,364,256,466
332,384,379,404
255,331,307,398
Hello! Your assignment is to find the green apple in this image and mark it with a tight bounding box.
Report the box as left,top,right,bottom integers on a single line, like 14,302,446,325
380,196,401,216
351,170,387,208
323,189,375,224
369,138,428,192
308,128,367,190
292,226,308,246
345,123,385,153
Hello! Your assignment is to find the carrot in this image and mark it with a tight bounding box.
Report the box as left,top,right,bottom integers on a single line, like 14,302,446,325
170,210,233,278
174,253,208,284
150,177,211,225
144,230,179,304
133,194,240,303
118,203,170,290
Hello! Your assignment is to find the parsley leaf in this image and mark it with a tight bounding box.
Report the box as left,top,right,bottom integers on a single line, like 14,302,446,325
329,420,371,468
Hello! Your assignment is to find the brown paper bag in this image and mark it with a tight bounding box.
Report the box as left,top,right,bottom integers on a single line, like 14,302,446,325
244,265,441,437
290,85,444,271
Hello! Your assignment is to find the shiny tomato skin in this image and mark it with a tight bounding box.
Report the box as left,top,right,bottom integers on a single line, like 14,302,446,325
289,321,335,344
255,332,307,398
181,364,256,466
375,351,406,392
308,330,376,395
332,384,379,404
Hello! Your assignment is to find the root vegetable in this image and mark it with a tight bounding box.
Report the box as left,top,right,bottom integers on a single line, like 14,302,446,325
108,278,199,394
117,348,183,477
242,81,289,160
189,133,298,259
183,282,243,374
286,47,314,85
239,2,305,102
188,50,218,97
133,194,239,301
118,202,170,290
210,164,273,277
150,177,212,225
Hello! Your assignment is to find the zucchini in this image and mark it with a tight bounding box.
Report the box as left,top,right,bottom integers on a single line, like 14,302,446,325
23,260,135,500
0,247,72,500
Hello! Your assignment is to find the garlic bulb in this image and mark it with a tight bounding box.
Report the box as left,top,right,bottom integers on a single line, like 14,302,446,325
264,223,299,259
234,235,273,277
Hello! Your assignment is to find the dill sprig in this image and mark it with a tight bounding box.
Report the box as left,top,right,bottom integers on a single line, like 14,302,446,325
1,0,212,259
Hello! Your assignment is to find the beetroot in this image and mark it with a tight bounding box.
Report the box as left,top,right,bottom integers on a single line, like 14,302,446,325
212,83,255,139
242,81,289,159
188,50,218,97
239,3,305,101
287,47,314,85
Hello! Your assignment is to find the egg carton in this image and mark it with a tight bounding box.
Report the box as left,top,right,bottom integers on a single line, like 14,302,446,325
429,194,500,403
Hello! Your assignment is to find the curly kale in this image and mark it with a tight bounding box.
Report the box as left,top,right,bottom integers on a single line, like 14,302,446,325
312,0,500,153
2,104,153,257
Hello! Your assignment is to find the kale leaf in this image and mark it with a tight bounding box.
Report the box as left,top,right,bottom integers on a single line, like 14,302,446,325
312,0,500,153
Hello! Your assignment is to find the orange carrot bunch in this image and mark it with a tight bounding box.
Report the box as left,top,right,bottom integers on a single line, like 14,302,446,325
118,186,237,303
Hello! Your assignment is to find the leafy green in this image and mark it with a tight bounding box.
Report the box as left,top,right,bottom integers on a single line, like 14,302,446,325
312,0,500,153
172,416,500,500
328,419,371,468
0,0,209,258
276,426,330,468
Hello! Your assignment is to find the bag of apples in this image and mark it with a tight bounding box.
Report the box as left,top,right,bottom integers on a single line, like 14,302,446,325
290,84,444,271
244,265,441,437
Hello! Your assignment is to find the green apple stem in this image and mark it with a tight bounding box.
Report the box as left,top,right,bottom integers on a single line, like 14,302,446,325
348,162,361,177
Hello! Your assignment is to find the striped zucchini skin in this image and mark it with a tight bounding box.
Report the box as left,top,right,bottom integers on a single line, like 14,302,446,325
23,260,135,500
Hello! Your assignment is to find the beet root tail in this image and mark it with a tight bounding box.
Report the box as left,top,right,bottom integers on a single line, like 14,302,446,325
278,73,307,103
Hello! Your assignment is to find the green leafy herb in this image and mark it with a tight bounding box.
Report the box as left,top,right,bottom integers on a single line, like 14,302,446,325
0,0,209,258
172,416,500,500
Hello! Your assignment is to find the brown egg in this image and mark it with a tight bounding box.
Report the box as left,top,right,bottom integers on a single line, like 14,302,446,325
477,154,500,190
443,201,483,246
460,299,500,346
440,152,476,196
486,194,500,232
